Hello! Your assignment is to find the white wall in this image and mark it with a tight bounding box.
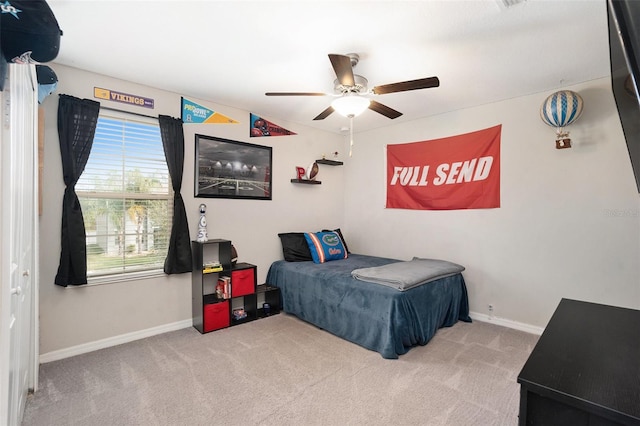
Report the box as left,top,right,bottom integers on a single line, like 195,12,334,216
38,64,344,356
343,77,640,329
38,65,640,357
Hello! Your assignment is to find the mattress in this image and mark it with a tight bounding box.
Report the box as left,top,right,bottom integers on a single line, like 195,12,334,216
266,254,471,359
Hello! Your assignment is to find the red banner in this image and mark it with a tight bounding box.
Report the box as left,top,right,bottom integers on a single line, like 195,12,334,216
386,125,501,210
250,113,296,137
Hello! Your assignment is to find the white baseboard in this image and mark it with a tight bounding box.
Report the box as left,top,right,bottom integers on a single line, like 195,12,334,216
469,311,544,336
39,314,541,364
39,319,193,364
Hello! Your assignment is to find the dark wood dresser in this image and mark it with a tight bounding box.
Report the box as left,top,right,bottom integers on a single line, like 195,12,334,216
517,298,640,425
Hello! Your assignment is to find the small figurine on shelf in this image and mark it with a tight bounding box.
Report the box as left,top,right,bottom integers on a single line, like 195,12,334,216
197,203,208,242
296,166,306,180
263,302,271,316
322,151,339,160
306,161,319,180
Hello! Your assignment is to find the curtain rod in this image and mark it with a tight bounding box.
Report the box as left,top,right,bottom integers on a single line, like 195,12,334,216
100,105,159,120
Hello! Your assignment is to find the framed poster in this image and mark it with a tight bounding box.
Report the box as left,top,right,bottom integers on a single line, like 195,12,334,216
195,134,272,200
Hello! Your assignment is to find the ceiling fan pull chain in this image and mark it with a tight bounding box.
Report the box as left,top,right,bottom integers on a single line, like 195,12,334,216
349,116,354,157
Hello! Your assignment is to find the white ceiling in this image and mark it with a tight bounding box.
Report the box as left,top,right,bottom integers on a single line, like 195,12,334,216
46,0,611,134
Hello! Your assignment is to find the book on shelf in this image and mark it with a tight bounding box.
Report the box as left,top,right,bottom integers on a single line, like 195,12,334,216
203,261,222,274
233,307,247,320
216,276,231,299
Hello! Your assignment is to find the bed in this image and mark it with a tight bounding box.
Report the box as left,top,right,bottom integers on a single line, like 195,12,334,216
266,249,471,359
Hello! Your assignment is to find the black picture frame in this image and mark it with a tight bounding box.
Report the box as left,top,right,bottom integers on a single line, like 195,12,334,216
195,134,272,200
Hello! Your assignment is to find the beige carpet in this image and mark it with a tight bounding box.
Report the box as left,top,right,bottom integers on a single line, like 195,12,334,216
23,313,538,425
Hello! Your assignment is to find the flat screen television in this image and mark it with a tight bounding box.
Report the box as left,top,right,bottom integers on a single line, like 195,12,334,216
608,0,640,192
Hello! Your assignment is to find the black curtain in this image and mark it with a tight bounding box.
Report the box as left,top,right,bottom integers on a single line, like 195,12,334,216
54,95,100,287
159,115,192,274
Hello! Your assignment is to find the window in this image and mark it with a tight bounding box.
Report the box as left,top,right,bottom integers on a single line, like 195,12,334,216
76,111,172,278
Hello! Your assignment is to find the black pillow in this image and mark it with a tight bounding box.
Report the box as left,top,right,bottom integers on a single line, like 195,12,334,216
322,228,351,254
278,232,312,262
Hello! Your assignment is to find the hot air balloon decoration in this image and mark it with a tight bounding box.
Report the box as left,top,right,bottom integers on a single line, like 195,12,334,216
540,90,584,149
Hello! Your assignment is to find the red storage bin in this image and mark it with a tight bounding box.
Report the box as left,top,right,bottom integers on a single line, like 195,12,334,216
204,301,229,332
232,267,255,297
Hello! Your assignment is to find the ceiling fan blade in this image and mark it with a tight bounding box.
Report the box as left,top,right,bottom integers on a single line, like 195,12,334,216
372,77,440,95
313,106,335,120
368,100,403,119
265,92,326,96
328,54,355,87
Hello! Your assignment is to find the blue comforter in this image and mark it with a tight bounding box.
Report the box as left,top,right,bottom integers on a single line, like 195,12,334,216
266,254,471,359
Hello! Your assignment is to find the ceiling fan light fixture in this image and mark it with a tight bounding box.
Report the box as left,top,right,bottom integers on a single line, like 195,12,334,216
331,94,371,118
267,53,439,121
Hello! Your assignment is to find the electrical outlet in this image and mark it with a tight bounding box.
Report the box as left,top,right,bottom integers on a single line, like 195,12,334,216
488,304,494,319
488,304,494,312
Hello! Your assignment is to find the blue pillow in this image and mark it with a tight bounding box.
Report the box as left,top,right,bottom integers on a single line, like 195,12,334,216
304,231,348,264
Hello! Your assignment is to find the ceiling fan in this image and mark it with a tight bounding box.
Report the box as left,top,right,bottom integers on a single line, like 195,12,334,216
265,53,440,121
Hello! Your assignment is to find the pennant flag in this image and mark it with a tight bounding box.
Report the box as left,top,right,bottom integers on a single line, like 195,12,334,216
181,97,239,124
386,125,501,210
250,113,297,137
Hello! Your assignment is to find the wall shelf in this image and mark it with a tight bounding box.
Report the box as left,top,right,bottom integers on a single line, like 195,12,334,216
316,159,343,166
291,179,321,184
